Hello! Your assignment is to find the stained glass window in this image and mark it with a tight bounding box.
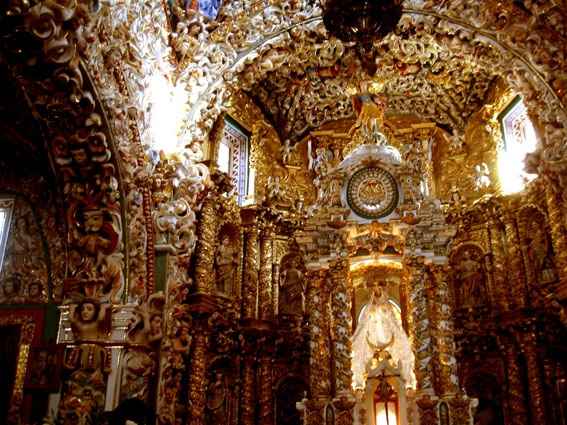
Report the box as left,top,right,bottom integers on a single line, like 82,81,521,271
0,198,14,274
217,116,253,206
498,97,538,194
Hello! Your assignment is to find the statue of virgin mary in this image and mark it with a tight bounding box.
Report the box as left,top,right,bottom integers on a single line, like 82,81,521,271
351,287,416,391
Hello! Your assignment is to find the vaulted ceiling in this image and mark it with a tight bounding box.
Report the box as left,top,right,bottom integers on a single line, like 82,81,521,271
244,30,498,143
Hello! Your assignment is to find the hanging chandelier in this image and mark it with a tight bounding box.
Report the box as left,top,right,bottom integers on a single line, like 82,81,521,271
322,0,402,44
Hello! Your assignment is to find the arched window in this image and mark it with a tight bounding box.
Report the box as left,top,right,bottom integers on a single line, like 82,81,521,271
0,198,14,273
216,116,254,206
498,97,537,194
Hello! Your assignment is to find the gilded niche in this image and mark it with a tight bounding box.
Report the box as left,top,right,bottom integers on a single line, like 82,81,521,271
215,225,240,296
450,244,489,309
278,252,306,317
0,197,49,304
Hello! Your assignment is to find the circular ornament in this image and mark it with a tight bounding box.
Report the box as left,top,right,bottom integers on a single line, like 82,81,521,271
346,167,399,219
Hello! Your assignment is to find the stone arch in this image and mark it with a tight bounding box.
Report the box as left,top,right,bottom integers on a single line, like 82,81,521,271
0,4,133,303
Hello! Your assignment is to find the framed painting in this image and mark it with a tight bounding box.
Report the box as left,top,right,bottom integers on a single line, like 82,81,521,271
25,345,62,391
0,312,35,424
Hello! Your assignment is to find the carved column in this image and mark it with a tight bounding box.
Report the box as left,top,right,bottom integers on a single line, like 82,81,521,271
431,265,459,397
259,222,275,321
519,328,547,425
488,217,510,312
240,353,256,425
501,339,528,425
187,321,209,425
405,256,436,394
258,342,274,425
503,214,528,308
545,186,567,299
305,269,332,422
242,210,260,319
194,194,219,294
329,259,352,395
329,259,355,425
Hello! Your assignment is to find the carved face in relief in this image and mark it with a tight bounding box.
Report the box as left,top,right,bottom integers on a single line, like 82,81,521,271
80,302,97,322
29,282,42,298
71,148,88,165
150,315,162,335
84,209,104,233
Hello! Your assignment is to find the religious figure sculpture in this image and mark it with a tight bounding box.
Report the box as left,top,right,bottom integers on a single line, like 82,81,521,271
0,274,25,303
281,139,293,165
527,225,557,284
455,249,488,307
127,293,165,346
351,287,416,390
69,300,111,341
206,372,228,424
215,234,238,295
76,205,119,257
348,81,388,139
278,256,305,316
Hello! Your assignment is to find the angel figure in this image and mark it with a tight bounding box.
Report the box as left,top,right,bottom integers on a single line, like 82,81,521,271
281,139,293,166
348,81,388,137
70,300,111,341
474,163,491,190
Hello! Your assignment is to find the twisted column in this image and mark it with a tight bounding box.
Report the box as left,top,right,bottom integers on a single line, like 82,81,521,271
242,218,259,319
430,265,459,397
304,269,331,423
519,328,547,425
545,186,567,299
329,259,353,395
187,322,209,425
503,214,528,308
259,222,275,320
405,256,436,394
194,195,219,293
307,269,332,396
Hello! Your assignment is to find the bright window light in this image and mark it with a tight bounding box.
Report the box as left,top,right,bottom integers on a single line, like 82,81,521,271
498,97,538,194
376,401,398,425
217,141,231,174
148,74,188,155
0,198,14,274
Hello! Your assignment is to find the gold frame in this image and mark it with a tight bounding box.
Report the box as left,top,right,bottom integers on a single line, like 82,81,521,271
0,314,35,424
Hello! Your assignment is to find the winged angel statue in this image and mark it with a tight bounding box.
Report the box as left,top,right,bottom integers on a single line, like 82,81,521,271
351,288,416,391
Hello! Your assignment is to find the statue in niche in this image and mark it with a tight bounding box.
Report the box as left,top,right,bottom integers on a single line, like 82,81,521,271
526,222,557,284
206,372,229,424
70,299,111,340
215,233,238,295
453,248,488,308
279,256,305,316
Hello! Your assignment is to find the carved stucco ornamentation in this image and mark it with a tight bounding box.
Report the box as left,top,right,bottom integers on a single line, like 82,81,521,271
2,0,127,304
163,2,567,197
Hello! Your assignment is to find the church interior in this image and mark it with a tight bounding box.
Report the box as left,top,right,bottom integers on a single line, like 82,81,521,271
1,1,567,424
